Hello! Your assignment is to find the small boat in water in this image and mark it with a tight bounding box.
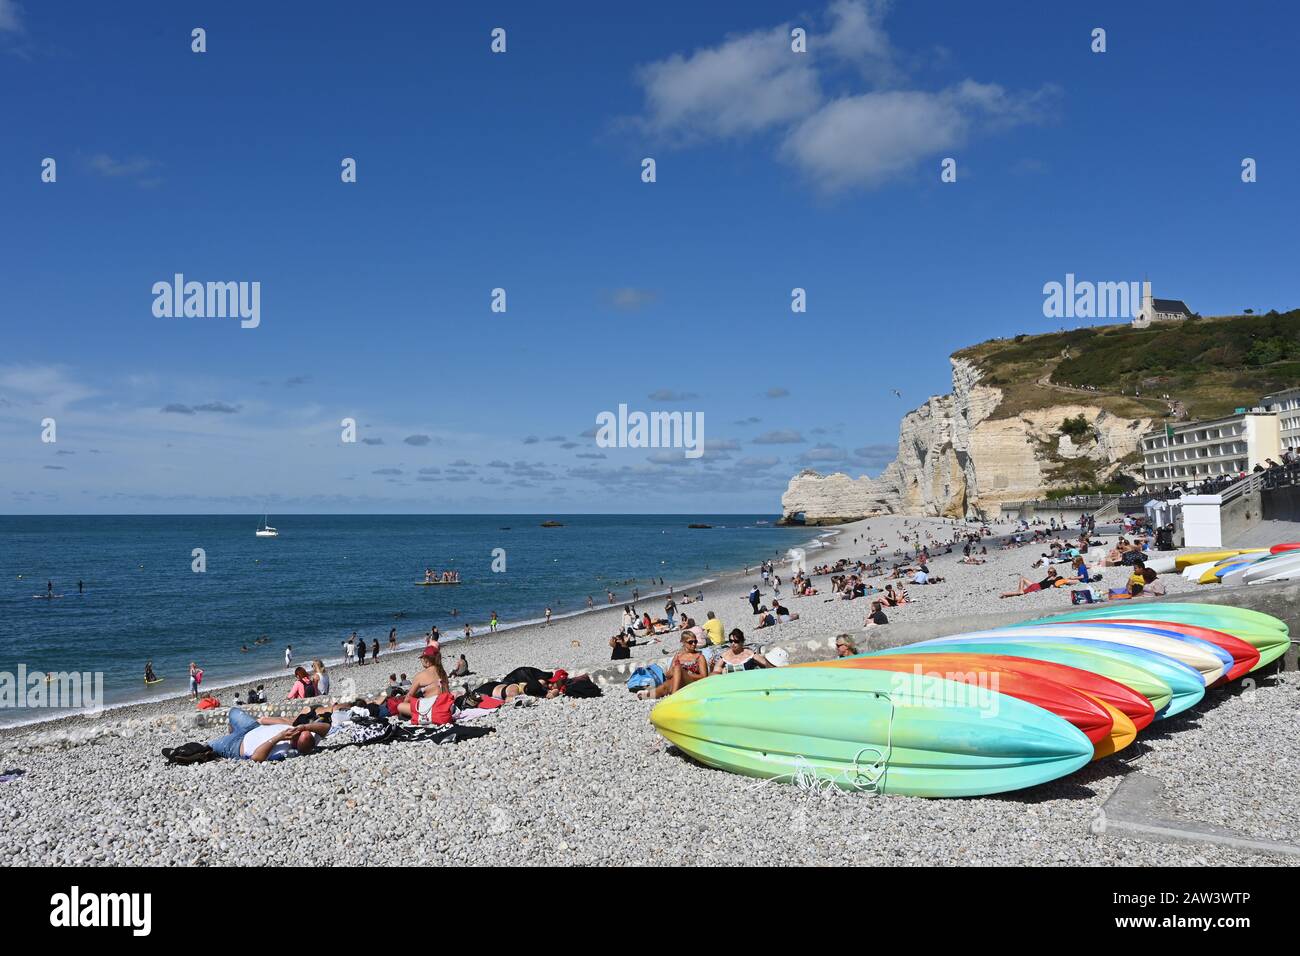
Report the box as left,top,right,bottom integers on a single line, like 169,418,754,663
256,515,279,537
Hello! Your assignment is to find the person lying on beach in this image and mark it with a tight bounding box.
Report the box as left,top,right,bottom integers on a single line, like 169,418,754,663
206,707,331,762
638,634,709,700
835,634,859,657
1000,569,1061,598
711,629,773,674
472,666,568,701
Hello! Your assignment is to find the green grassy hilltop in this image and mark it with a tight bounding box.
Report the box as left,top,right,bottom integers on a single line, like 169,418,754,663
957,309,1300,421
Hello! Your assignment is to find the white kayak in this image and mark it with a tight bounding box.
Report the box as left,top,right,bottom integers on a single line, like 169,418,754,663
1247,552,1300,584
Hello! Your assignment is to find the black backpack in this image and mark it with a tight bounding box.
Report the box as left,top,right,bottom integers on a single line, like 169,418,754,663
161,742,219,766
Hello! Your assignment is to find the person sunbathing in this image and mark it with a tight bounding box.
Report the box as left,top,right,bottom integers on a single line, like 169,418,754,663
205,707,330,762
1001,569,1061,598
638,633,709,700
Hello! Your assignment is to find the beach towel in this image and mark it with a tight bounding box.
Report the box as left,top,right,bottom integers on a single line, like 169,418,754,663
626,664,665,691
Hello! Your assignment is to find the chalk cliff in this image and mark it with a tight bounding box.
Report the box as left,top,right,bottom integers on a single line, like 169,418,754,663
780,357,1152,522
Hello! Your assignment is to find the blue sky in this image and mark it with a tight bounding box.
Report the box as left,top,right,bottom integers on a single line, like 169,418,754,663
2,0,1297,514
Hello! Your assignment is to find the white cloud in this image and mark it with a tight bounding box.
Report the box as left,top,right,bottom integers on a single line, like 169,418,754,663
823,0,897,83
632,0,1054,192
0,0,22,34
635,24,821,140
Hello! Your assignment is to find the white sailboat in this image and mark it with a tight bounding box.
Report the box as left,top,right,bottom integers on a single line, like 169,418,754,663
255,515,279,537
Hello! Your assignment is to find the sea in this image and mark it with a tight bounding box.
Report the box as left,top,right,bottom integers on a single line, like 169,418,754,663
0,514,817,726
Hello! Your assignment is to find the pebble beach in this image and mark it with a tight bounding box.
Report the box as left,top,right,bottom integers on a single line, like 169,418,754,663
2,515,1296,867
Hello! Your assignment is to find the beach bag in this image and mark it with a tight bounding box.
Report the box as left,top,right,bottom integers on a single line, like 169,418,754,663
1070,589,1094,605
626,664,665,691
161,742,219,766
563,675,603,698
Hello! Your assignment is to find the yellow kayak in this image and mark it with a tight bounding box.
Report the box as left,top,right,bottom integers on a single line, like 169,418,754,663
1173,549,1265,571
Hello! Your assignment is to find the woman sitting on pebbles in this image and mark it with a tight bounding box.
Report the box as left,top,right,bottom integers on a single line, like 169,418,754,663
287,666,317,699
711,629,773,673
637,632,709,700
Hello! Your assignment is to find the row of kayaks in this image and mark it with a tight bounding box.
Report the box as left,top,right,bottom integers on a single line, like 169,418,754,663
649,602,1290,798
1146,543,1300,586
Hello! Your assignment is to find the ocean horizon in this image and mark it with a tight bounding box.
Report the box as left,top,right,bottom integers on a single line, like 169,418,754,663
1,513,815,724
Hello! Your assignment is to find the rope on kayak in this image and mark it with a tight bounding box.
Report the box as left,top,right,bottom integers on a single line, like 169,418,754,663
846,692,894,794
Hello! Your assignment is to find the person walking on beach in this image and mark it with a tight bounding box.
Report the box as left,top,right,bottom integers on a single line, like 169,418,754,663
664,598,677,629
489,611,498,633
545,606,552,626
748,585,761,615
343,636,354,665
356,638,367,666
371,638,380,662
388,627,397,651
463,623,473,639
188,662,200,699
284,645,293,668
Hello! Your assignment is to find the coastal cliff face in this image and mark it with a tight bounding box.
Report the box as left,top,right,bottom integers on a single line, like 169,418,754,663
781,357,1153,522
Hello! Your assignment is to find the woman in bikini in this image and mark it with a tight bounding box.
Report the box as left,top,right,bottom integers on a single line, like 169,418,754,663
638,633,709,700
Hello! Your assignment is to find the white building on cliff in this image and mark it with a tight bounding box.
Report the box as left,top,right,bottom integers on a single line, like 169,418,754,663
1132,281,1193,328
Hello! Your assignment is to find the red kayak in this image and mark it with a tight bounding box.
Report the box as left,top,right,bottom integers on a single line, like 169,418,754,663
1083,618,1260,683
1269,542,1300,554
801,652,1115,745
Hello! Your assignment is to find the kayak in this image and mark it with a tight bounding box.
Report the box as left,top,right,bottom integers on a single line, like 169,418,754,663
942,624,1226,684
1068,619,1259,682
1173,549,1266,570
912,636,1207,716
865,641,1174,716
648,666,1095,798
1020,603,1288,636
793,652,1117,747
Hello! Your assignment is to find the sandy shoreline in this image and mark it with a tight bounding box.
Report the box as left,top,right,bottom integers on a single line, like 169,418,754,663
2,514,1295,867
